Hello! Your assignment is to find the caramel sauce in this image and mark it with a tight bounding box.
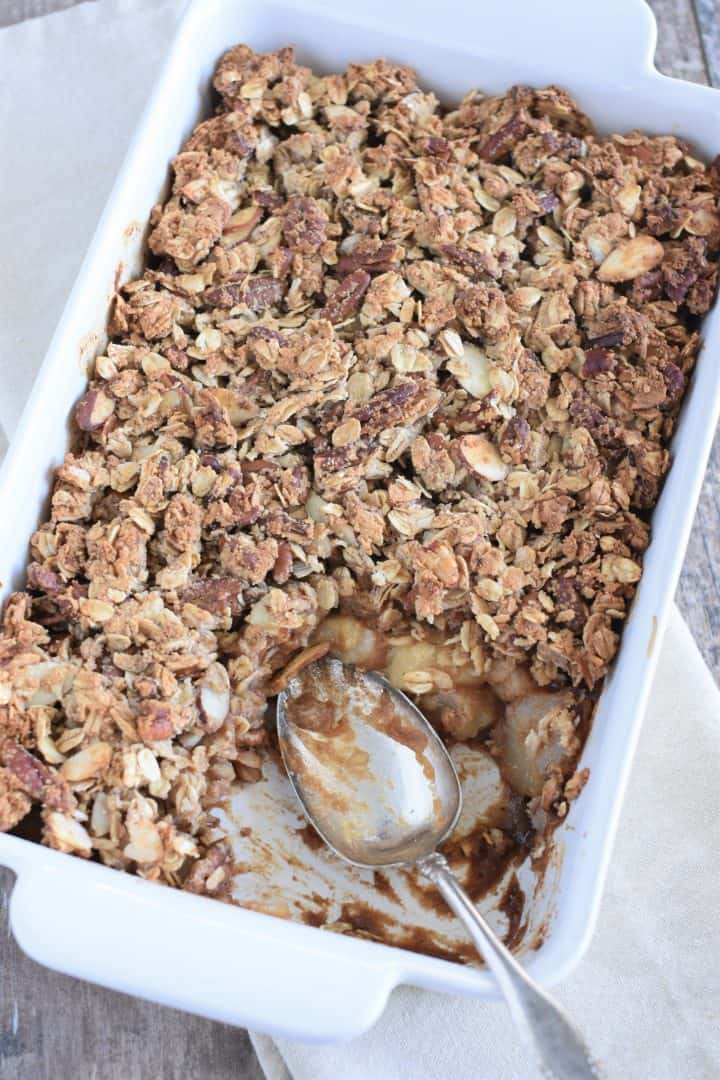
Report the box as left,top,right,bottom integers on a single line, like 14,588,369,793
396,928,477,967
297,822,325,853
373,871,402,906
498,873,527,949
338,902,478,966
286,691,338,733
339,901,397,940
363,694,429,759
399,868,453,919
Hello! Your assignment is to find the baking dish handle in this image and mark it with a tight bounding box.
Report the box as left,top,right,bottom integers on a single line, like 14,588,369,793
297,0,659,82
7,854,400,1042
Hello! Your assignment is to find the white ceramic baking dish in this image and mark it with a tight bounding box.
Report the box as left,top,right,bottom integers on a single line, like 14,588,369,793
1,0,719,1043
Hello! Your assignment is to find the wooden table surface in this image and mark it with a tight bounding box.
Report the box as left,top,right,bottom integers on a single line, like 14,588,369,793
0,1,718,1078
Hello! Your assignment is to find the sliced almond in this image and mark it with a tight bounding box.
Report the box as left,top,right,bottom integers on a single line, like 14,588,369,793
198,661,231,731
597,235,664,282
37,731,65,765
90,792,110,836
45,812,92,856
61,741,113,782
34,700,64,764
137,747,161,784
126,506,156,535
141,352,170,377
510,286,543,310
601,554,641,583
446,342,491,399
615,182,641,218
686,205,720,238
389,343,432,373
269,641,331,694
26,660,69,706
246,590,279,629
124,819,163,864
457,435,508,482
75,388,115,432
223,205,262,244
196,328,223,354
387,505,435,537
124,797,164,864
437,329,464,358
94,354,117,380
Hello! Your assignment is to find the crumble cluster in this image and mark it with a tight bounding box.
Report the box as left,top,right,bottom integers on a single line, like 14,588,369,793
0,45,717,897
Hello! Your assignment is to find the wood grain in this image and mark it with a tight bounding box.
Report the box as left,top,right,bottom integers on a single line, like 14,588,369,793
0,871,265,1080
651,0,711,82
0,0,95,27
648,0,720,683
695,0,720,86
0,4,718,1080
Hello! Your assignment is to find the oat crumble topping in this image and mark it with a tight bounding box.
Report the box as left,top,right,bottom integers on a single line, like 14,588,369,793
1,46,718,913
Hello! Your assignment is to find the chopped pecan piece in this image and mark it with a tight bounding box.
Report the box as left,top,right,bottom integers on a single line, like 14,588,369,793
499,417,530,462
582,348,616,377
477,113,529,163
320,270,371,322
585,330,625,349
335,241,402,276
283,195,328,253
247,278,284,312
441,244,500,280
26,563,62,594
185,840,233,895
272,542,294,584
314,438,374,476
137,702,176,742
204,277,285,312
0,743,73,813
180,577,244,616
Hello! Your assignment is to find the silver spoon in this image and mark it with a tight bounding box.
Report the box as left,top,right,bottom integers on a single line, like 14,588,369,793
277,656,600,1079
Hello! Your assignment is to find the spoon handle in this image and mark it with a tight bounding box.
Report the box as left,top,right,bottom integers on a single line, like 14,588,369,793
417,852,601,1079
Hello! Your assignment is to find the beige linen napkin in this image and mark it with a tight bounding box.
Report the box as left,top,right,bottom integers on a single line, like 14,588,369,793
1,3,719,1079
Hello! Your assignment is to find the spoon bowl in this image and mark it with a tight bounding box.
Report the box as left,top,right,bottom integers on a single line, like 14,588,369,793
277,658,460,867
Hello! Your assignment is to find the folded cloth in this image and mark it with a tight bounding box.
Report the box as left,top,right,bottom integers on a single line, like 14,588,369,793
0,0,183,438
1,4,718,1079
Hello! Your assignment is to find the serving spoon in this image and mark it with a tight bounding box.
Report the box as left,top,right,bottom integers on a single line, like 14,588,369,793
277,656,600,1079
